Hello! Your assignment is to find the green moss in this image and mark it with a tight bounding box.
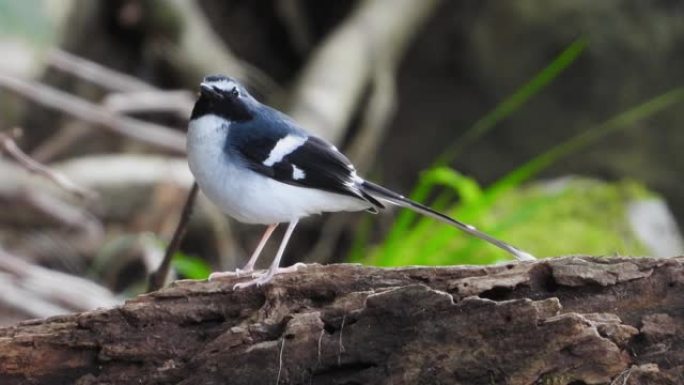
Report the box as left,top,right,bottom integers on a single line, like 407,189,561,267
359,177,653,266
493,178,652,258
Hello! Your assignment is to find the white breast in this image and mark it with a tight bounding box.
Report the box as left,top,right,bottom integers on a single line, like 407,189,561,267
186,115,370,224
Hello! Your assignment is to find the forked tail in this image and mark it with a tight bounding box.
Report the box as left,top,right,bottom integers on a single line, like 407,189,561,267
360,180,536,261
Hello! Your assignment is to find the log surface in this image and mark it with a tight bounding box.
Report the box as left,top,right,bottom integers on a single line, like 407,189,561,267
0,256,682,385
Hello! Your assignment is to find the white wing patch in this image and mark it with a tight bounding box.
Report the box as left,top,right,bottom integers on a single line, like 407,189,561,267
263,135,307,166
351,171,363,183
292,165,306,180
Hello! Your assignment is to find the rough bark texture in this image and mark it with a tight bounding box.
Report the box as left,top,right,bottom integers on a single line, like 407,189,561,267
0,256,682,385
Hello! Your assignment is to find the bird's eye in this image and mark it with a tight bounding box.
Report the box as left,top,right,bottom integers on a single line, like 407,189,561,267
231,87,240,97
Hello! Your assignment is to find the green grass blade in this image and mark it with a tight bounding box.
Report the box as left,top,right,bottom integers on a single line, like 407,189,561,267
377,168,483,264
377,38,587,261
486,87,684,201
367,87,684,267
435,37,587,166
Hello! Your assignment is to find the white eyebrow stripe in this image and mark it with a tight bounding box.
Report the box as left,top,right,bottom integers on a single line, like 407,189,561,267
203,79,237,92
263,135,308,166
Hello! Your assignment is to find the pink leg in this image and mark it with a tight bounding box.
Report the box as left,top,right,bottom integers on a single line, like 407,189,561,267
234,219,299,289
209,224,278,280
239,223,279,273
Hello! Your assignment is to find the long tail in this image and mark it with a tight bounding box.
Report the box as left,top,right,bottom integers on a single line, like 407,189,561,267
360,180,536,261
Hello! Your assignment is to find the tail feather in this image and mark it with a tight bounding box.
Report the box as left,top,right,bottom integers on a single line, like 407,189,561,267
360,180,535,261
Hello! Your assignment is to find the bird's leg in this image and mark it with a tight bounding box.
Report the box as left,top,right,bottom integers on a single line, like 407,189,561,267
234,219,299,289
237,223,279,274
209,223,278,280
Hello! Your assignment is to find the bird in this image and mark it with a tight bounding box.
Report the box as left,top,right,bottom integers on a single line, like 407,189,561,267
186,75,535,289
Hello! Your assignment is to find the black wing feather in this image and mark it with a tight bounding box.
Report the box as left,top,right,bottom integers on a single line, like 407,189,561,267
231,132,384,213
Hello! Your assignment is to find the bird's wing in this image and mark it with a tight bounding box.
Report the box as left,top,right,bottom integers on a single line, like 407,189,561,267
228,128,384,213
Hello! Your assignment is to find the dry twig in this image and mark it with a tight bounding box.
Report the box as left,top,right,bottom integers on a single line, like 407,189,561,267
38,49,193,160
47,49,155,93
0,129,96,200
0,248,120,319
48,49,195,118
16,189,103,238
30,122,92,162
147,182,199,292
102,90,194,118
0,73,186,153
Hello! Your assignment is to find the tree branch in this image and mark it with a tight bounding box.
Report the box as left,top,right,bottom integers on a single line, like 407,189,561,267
0,248,120,320
0,129,96,201
47,49,156,93
0,73,186,153
147,182,199,292
0,256,681,384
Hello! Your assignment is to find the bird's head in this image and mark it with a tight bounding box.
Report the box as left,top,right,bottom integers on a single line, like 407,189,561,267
191,75,256,122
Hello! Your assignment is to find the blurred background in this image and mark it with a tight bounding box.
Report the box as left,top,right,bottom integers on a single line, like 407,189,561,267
1,0,683,325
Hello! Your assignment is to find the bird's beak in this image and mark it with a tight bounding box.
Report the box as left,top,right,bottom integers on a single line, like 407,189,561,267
200,83,219,97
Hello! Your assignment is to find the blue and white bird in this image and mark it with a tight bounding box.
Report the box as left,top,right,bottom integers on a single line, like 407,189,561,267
187,75,535,288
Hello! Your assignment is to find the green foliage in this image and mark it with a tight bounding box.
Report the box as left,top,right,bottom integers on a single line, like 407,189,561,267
357,174,655,266
350,36,684,267
480,178,652,257
172,252,212,280
143,234,213,280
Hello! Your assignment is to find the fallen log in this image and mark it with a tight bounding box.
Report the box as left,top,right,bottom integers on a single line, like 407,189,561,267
0,256,682,384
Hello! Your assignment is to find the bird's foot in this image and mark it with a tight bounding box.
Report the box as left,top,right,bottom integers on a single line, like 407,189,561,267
232,272,274,290
234,266,255,276
208,267,255,281
232,263,307,290
275,262,306,274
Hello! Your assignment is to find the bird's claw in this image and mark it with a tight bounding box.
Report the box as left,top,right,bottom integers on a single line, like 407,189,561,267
208,267,255,281
232,274,272,290
232,263,307,290
234,267,255,276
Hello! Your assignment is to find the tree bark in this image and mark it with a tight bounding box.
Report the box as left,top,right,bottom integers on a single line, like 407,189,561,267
0,256,682,385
